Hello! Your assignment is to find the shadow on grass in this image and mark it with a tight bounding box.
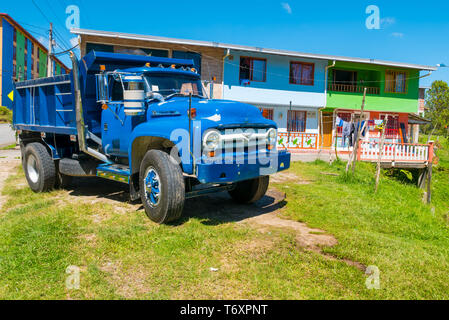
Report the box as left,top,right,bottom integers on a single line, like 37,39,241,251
64,176,287,226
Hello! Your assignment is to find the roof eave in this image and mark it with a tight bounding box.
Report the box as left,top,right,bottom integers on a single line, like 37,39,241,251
71,28,437,71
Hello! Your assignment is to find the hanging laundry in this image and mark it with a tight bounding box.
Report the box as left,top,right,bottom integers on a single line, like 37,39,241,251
349,122,356,147
335,116,344,127
342,121,352,147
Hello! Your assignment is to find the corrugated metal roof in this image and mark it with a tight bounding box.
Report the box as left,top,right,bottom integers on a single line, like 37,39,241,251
71,28,437,71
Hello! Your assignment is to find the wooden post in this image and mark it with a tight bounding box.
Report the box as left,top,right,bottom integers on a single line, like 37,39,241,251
375,116,389,193
418,168,427,189
351,87,367,174
427,164,433,204
288,101,292,144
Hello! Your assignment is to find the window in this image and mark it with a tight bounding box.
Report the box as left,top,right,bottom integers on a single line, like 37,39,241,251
287,110,307,132
86,43,114,54
259,108,274,120
333,69,357,86
290,62,314,85
380,114,399,138
385,70,407,93
116,47,169,58
239,57,266,82
145,74,203,97
110,77,124,101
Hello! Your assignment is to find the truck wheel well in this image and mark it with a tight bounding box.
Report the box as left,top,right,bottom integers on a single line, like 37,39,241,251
131,136,179,175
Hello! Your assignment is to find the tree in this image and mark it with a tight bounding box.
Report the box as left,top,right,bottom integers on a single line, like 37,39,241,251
426,80,449,137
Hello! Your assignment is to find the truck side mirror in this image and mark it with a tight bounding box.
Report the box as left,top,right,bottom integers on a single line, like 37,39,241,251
123,76,146,116
95,74,109,103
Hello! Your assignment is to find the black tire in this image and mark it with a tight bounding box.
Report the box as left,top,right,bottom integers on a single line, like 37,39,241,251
139,150,185,224
229,176,270,204
23,142,56,193
55,170,73,189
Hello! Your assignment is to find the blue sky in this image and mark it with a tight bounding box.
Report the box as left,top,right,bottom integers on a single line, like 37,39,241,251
3,0,449,86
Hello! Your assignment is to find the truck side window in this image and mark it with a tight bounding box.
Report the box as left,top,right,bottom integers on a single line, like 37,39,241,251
110,78,124,101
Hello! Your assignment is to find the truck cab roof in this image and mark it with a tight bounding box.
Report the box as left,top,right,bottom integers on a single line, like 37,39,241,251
117,66,201,78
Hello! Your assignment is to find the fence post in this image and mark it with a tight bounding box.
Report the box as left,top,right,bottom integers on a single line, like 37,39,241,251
428,141,434,164
375,116,389,193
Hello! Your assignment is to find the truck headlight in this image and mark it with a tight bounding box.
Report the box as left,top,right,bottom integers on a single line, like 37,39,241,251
203,130,221,150
267,129,277,148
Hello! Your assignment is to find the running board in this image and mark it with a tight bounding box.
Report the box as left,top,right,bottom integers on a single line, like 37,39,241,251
186,184,235,199
96,164,130,184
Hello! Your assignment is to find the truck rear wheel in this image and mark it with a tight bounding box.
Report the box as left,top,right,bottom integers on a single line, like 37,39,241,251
139,150,185,224
229,176,270,204
23,142,56,193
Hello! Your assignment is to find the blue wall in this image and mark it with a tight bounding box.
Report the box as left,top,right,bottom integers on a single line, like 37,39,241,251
2,18,14,109
223,50,327,108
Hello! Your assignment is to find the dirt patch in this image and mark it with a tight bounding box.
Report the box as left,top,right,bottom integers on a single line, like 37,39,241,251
100,260,152,298
0,150,22,210
240,189,338,253
219,237,276,273
77,233,97,247
270,171,314,185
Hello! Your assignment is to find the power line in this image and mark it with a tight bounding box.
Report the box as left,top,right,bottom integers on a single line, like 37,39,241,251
53,43,79,56
31,0,71,51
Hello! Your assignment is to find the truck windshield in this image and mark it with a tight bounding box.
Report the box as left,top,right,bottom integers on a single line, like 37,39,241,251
144,74,205,98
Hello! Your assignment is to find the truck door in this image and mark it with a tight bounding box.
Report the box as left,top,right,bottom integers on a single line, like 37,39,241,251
100,75,147,158
101,76,130,157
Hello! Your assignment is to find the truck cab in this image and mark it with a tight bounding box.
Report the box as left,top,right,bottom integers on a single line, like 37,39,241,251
13,51,291,224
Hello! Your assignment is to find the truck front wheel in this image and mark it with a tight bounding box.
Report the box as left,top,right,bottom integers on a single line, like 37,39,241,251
139,150,185,224
229,176,270,204
23,142,56,193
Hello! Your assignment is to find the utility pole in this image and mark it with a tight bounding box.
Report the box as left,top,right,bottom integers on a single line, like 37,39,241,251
47,23,54,77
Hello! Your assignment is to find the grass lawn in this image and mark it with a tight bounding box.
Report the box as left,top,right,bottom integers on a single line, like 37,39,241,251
0,138,448,300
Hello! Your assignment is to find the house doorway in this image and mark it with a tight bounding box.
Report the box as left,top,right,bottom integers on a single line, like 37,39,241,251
321,112,334,148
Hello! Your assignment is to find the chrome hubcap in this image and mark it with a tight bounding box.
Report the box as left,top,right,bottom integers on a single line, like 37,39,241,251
144,167,161,207
27,154,39,184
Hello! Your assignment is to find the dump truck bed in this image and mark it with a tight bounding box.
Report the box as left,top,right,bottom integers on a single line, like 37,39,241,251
13,74,77,135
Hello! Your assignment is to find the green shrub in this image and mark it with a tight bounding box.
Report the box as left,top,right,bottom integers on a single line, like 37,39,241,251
0,106,12,123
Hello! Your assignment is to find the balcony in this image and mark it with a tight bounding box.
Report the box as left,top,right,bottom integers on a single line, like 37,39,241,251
328,83,380,95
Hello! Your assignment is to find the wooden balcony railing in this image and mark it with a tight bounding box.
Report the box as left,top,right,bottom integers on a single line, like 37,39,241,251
357,141,434,164
328,84,380,95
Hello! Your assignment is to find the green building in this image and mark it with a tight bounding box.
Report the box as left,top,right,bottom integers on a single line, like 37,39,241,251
322,60,436,149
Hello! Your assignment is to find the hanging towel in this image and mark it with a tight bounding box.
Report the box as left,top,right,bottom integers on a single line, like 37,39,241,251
335,116,344,127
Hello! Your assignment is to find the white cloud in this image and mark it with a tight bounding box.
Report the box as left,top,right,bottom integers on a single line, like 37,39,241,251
381,17,396,28
391,32,404,38
281,2,292,14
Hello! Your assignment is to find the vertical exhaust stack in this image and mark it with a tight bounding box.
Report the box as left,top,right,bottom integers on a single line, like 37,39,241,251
70,52,110,163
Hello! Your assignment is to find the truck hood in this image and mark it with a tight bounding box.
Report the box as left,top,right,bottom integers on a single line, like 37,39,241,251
147,97,276,130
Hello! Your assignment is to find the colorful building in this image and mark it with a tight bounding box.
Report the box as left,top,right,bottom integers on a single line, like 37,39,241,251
0,13,70,109
71,28,436,152
323,61,435,150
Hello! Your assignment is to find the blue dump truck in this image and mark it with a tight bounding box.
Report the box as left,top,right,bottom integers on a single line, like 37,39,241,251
12,51,291,223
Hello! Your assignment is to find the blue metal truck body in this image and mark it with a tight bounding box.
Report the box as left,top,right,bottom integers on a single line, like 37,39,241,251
12,51,291,223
